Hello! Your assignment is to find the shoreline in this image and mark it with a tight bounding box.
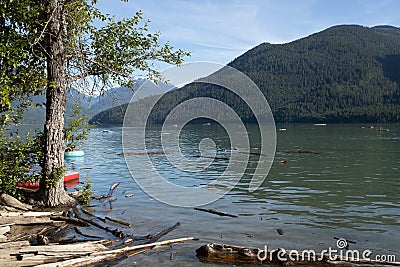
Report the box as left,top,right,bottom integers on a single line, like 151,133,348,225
1,192,399,266
0,192,193,266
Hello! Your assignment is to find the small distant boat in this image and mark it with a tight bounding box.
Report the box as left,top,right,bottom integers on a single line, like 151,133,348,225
203,123,211,126
216,146,226,152
314,123,327,126
102,129,112,133
279,128,287,131
64,150,84,157
378,127,390,132
17,171,80,190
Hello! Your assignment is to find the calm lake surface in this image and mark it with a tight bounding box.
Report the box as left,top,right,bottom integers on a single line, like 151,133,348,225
66,123,399,266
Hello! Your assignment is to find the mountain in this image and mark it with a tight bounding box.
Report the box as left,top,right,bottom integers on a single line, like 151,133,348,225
373,25,400,36
91,25,400,124
87,79,148,116
18,79,146,125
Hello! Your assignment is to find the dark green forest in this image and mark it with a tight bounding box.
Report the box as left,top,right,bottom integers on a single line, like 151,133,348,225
90,25,400,125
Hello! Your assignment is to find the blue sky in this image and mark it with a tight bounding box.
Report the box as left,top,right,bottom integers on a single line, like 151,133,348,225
97,0,400,66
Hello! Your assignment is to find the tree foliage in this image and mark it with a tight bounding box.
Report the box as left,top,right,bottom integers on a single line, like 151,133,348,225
64,104,90,149
0,0,46,126
0,0,46,198
66,3,189,93
0,131,43,198
1,0,190,205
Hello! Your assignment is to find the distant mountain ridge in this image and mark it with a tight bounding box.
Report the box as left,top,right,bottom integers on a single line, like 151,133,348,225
19,79,145,125
91,24,400,124
372,25,400,36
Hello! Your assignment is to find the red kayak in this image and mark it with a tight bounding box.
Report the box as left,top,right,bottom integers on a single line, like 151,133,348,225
17,172,80,190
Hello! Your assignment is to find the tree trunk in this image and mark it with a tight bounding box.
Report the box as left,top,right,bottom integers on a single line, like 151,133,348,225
38,0,75,207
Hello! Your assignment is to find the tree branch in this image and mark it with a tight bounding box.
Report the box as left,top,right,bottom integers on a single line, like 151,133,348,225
85,57,131,78
67,70,100,82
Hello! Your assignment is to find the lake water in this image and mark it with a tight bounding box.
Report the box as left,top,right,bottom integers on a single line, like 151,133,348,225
66,123,399,266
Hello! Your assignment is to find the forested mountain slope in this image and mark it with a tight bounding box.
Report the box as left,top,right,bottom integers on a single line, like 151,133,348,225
91,25,400,124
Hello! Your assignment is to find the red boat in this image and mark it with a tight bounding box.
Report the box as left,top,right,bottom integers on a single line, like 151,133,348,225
64,171,79,182
17,172,80,190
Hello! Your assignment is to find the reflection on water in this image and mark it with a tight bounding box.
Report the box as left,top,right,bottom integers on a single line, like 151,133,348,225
66,123,399,266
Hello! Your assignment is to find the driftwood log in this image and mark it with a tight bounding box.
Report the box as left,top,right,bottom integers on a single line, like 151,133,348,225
73,214,124,238
50,216,89,226
0,195,190,266
1,237,194,266
194,207,238,218
146,222,180,243
0,211,61,217
0,216,55,225
0,194,32,211
106,182,120,199
0,211,64,226
196,243,400,266
35,237,193,267
74,227,101,239
119,151,168,156
104,216,131,228
81,208,106,222
286,150,321,154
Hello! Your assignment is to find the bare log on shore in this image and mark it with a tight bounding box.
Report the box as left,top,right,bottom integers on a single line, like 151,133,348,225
0,225,10,235
194,207,238,218
0,211,61,217
196,243,400,266
14,241,110,265
0,194,32,211
0,241,108,266
18,241,108,255
32,237,194,267
0,210,66,227
0,207,191,266
92,236,194,257
0,240,30,248
0,216,56,225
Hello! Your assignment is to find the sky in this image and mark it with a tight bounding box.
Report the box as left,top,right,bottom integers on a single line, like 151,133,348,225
96,0,400,66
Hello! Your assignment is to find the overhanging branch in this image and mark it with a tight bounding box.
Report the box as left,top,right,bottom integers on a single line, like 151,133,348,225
85,57,131,78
